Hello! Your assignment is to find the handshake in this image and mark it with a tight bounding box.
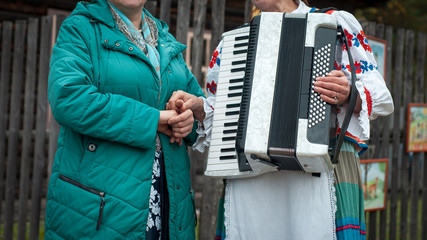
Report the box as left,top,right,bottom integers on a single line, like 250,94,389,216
157,90,206,145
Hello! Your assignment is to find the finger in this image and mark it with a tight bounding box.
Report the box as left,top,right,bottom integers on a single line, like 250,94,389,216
172,128,192,138
167,91,184,111
175,99,184,110
313,85,338,99
170,113,193,127
168,113,186,125
319,93,337,105
169,109,193,125
171,123,193,135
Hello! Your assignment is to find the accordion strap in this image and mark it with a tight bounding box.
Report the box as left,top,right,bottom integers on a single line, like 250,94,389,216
331,26,358,164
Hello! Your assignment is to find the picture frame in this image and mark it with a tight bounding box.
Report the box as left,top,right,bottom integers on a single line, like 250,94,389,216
360,158,388,212
406,103,427,152
367,36,387,80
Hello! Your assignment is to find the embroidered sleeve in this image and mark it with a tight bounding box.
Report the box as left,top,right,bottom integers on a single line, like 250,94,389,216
332,11,394,140
193,40,223,152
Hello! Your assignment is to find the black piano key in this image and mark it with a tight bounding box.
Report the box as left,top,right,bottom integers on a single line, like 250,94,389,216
234,42,248,48
229,85,243,90
231,67,245,73
223,129,237,134
228,92,242,97
230,78,244,83
233,49,248,55
231,60,246,65
224,122,238,127
221,148,236,152
225,111,240,116
220,155,237,160
222,136,236,141
235,35,249,41
226,103,240,108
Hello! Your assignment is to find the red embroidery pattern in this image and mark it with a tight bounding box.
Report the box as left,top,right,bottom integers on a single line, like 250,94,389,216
345,61,362,74
364,86,372,117
343,29,354,51
358,31,372,53
206,80,217,94
209,50,219,68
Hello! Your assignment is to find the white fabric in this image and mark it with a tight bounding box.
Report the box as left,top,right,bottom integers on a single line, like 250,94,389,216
225,171,336,240
193,1,394,239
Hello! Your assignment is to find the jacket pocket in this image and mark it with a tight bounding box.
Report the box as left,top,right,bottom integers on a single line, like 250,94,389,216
59,174,105,230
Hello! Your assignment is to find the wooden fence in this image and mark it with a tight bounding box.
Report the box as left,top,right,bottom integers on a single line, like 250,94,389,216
0,2,426,240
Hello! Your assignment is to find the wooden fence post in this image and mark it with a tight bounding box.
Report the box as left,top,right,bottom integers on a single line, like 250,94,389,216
176,0,192,57
17,18,39,240
145,0,157,18
390,28,405,240
379,25,394,240
400,29,415,240
159,0,171,26
30,16,53,240
4,19,27,240
0,21,12,226
210,0,225,53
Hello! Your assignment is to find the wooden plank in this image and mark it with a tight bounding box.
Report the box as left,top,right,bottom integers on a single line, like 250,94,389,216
0,21,12,224
4,19,27,240
29,16,53,240
415,31,427,240
365,21,378,240
145,0,157,18
210,0,225,54
410,30,425,240
389,28,405,240
400,29,415,240
175,0,192,57
244,0,252,23
47,14,66,187
17,18,39,240
159,0,171,26
191,0,207,87
379,25,393,240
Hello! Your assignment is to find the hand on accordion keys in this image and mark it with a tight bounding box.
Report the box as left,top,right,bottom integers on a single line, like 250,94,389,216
313,70,351,106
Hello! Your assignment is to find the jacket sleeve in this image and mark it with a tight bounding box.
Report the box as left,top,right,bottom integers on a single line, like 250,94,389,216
333,11,394,140
48,17,159,149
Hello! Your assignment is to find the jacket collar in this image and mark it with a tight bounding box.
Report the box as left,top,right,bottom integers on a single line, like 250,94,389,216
72,0,187,76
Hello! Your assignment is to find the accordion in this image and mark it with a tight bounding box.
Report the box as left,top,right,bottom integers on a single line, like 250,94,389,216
205,12,339,178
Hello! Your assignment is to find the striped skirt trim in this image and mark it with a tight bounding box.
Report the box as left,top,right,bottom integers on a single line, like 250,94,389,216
334,141,366,240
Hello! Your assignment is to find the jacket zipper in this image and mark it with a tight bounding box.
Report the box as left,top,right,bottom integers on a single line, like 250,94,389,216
59,174,105,230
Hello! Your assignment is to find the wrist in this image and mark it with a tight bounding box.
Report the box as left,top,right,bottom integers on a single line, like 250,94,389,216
193,97,206,122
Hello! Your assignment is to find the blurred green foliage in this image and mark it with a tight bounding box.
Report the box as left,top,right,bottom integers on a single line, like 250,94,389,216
355,0,427,32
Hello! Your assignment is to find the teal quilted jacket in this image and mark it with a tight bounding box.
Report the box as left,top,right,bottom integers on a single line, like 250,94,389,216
45,0,204,239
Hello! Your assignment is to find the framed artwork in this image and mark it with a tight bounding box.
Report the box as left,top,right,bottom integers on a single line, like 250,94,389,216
406,103,427,152
361,159,388,212
367,36,387,80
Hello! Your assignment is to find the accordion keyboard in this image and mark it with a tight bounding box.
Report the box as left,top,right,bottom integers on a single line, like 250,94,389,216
205,26,251,177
